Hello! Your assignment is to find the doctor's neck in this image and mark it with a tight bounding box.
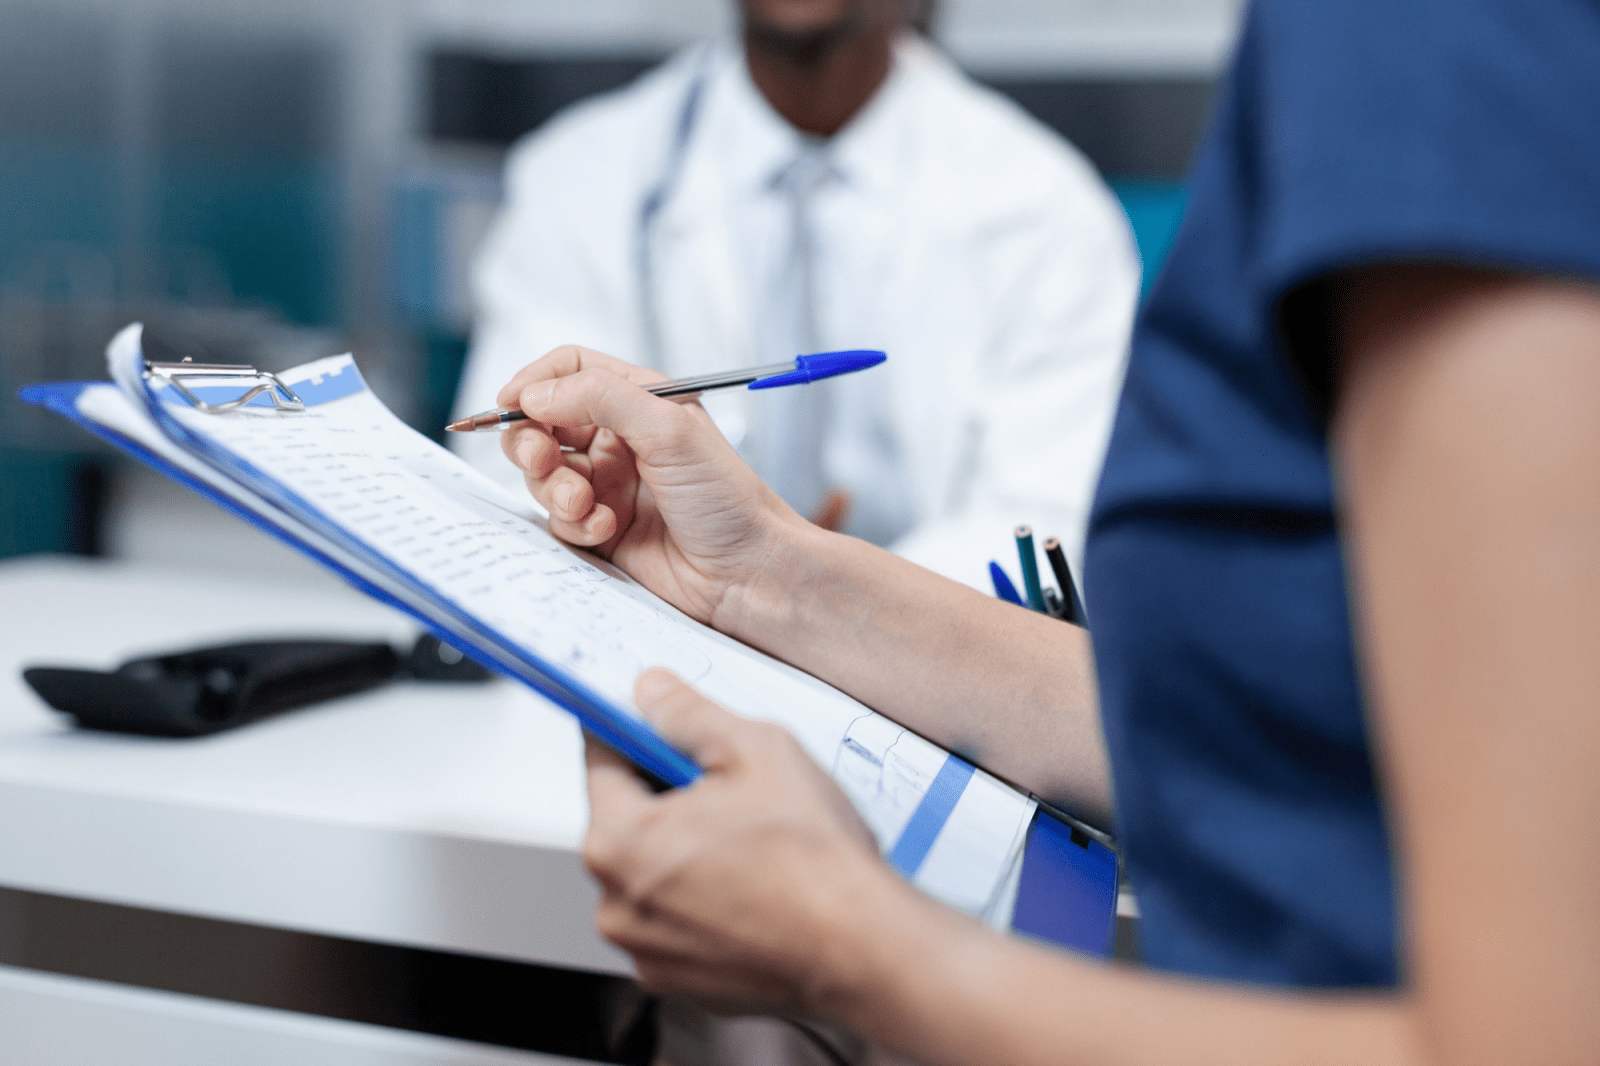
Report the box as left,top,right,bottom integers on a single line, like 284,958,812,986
740,0,905,137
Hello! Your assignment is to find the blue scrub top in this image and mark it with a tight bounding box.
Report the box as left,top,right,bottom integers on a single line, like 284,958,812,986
1085,0,1600,988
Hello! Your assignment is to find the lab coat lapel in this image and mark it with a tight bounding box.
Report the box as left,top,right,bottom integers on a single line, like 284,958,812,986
830,46,976,522
648,139,759,442
649,151,756,374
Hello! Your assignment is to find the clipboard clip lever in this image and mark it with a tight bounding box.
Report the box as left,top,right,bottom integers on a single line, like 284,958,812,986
145,357,306,414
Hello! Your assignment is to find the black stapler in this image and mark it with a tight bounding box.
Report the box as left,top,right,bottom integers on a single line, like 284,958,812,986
23,633,493,738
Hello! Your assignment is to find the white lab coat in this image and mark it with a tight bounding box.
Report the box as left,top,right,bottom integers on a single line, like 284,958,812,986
453,35,1139,589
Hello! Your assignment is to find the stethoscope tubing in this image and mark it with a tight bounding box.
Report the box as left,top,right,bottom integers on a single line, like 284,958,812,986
635,48,717,368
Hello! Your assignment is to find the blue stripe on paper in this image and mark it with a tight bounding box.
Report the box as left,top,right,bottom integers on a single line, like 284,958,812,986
887,754,975,877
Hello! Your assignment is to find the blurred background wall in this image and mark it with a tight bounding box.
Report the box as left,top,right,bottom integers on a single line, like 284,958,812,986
0,0,1243,567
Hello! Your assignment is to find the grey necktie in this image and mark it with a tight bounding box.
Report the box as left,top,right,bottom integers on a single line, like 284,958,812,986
753,144,834,519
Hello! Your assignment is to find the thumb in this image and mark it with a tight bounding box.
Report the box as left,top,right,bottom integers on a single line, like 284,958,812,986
634,669,743,770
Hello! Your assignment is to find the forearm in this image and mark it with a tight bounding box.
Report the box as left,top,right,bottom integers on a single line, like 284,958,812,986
500,349,1111,818
818,859,1415,1066
720,520,1112,824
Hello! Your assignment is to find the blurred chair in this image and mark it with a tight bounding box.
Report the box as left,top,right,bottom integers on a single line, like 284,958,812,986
1109,179,1191,296
0,449,106,559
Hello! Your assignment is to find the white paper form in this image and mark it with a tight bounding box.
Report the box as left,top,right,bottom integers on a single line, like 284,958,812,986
92,338,1035,918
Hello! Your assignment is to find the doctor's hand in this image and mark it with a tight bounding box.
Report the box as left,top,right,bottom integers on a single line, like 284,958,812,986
584,669,900,1016
498,346,809,626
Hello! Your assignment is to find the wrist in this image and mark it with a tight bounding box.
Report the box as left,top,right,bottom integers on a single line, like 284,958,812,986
794,852,977,1042
713,512,839,648
793,849,918,1026
804,863,1013,1061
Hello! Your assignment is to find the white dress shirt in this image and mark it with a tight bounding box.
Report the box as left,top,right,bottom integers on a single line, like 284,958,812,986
453,34,1140,588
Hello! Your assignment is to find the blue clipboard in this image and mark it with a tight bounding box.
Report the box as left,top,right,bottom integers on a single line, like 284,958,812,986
22,375,1119,957
62,353,711,790
1013,808,1119,956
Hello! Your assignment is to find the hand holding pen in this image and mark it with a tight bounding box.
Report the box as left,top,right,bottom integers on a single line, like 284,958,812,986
489,345,884,625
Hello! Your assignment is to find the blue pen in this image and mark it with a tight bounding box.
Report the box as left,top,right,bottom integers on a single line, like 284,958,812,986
989,561,1025,605
447,349,888,431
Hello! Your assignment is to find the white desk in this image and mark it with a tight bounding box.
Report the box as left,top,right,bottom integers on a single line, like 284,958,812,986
0,556,636,1065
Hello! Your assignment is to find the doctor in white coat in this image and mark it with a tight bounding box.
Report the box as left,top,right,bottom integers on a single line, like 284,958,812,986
453,0,1139,589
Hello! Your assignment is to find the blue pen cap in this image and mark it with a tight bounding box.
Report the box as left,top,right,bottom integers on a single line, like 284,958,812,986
988,561,1025,606
748,349,887,390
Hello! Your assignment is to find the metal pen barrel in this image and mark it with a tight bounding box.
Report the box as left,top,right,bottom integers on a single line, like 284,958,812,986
644,362,794,398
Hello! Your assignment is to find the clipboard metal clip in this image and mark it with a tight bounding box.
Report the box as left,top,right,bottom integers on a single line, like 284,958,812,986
145,356,306,414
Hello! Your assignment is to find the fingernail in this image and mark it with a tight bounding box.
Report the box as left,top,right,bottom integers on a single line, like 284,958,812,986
554,483,573,513
635,670,680,707
515,440,535,470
